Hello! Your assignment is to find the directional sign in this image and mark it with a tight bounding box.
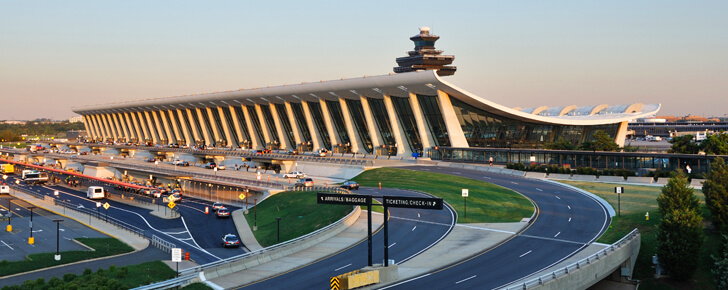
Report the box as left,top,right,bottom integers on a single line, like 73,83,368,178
171,248,182,262
330,277,340,290
103,202,110,210
96,202,102,208
383,196,443,210
615,187,624,194
317,193,370,205
462,189,469,197
168,201,176,209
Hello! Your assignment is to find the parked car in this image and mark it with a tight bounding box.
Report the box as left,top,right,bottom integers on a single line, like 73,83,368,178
168,193,182,202
145,157,156,162
287,149,299,155
295,178,314,187
216,165,226,170
212,202,225,212
172,160,189,166
222,234,240,248
340,181,360,190
203,162,217,169
283,171,306,179
216,208,231,218
317,149,329,157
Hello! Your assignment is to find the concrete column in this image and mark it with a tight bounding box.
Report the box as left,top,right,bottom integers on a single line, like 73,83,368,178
204,107,223,145
151,111,169,144
111,113,125,141
360,96,382,150
166,110,182,144
241,106,262,149
300,101,322,151
158,110,175,145
194,108,213,146
337,98,362,153
254,104,271,145
436,90,469,147
384,95,411,155
319,99,339,151
115,113,130,141
123,112,139,142
283,102,302,145
93,114,107,139
184,109,202,144
98,114,113,139
106,113,121,141
216,106,235,147
134,112,150,142
228,105,246,147
615,121,629,147
269,104,291,150
142,111,159,143
175,110,193,146
82,115,96,140
408,92,434,149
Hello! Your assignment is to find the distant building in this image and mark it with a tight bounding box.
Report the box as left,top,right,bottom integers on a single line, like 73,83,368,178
1,120,25,125
69,116,84,123
65,130,88,140
629,120,728,138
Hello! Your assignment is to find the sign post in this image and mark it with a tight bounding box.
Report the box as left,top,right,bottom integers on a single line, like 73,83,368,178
382,196,443,266
462,189,469,219
615,187,624,217
103,202,110,222
317,193,373,266
171,248,182,277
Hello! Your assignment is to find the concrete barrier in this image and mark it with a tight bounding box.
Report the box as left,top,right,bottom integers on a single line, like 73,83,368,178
629,177,654,184
201,206,362,280
524,172,546,179
596,176,627,183
568,175,598,182
546,173,571,180
690,179,704,188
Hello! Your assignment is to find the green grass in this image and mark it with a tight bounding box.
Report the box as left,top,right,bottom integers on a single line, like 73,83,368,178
245,191,353,247
182,282,214,289
0,237,134,277
560,181,718,290
120,261,177,288
352,168,534,223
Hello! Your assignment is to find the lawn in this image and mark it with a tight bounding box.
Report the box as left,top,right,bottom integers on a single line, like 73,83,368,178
352,167,534,223
560,181,718,290
245,191,353,247
0,237,134,277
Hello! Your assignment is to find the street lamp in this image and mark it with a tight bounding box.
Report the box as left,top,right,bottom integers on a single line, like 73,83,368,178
28,206,37,245
53,219,63,260
6,197,12,232
276,217,282,243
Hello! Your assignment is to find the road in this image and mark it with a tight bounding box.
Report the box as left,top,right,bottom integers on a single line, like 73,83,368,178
380,166,610,289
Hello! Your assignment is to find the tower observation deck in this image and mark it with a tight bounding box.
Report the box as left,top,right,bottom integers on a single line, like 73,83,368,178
394,27,457,76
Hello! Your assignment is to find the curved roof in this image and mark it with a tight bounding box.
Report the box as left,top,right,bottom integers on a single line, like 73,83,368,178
73,70,660,126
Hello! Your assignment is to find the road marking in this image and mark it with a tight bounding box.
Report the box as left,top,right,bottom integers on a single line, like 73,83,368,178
417,213,420,218
511,181,519,184
455,275,477,284
1,240,13,250
335,263,352,271
483,176,491,179
554,232,560,237
453,172,461,174
536,188,542,191
456,224,517,234
388,243,396,248
567,205,571,210
32,230,43,233
568,217,572,222
519,250,532,258
412,226,417,231
555,196,560,199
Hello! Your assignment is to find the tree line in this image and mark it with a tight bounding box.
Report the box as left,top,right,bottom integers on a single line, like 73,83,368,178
669,132,728,155
0,122,85,142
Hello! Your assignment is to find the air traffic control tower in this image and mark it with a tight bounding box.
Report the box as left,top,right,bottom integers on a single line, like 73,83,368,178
394,27,457,76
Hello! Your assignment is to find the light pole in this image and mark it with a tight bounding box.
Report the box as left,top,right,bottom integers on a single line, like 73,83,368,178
28,206,37,245
276,217,282,243
6,197,12,232
253,199,258,231
54,219,63,260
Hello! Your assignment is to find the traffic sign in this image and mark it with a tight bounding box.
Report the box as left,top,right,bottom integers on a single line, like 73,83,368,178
383,196,443,210
171,248,182,262
103,202,110,210
239,193,246,200
615,187,624,194
330,277,340,290
317,193,370,205
54,190,59,196
168,201,176,209
462,189,469,197
96,202,102,208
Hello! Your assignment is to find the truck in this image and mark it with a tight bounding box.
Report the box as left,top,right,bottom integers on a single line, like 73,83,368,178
0,164,13,174
87,186,105,199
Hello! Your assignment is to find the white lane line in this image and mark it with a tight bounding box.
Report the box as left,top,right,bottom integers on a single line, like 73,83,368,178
511,181,519,184
483,176,491,179
567,205,571,210
412,226,417,231
388,243,397,248
568,217,572,222
555,196,560,199
536,188,542,191
519,250,532,258
453,172,461,174
1,240,14,250
554,232,561,238
455,275,477,284
456,224,517,234
335,263,352,271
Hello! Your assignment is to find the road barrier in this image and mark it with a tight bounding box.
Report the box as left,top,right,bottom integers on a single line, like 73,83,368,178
151,234,177,253
501,228,640,290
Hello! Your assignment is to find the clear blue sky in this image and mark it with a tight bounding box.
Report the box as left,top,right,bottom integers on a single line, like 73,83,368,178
1,1,726,120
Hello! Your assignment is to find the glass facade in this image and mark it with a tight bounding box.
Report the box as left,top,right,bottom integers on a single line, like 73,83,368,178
307,101,332,150
132,113,147,140
275,103,296,147
417,94,450,147
161,111,178,143
247,105,266,145
290,102,312,144
260,105,279,145
220,107,239,147
209,107,227,146
391,96,423,152
171,111,185,143
198,109,216,145
325,100,350,146
345,99,373,154
148,112,162,142
232,106,251,143
189,110,205,144
367,98,395,147
180,111,196,142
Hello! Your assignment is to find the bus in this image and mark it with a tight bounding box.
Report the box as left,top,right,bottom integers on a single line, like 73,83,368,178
22,171,49,185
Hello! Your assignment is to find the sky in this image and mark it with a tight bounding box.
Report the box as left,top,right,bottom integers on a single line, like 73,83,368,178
1,1,726,120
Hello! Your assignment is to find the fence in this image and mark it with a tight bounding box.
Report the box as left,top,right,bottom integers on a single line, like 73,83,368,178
151,234,177,253
501,228,640,289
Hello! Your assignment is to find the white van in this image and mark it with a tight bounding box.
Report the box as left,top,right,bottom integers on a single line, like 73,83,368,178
87,186,105,199
0,185,9,194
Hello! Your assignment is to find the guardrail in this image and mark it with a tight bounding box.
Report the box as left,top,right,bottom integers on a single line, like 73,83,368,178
151,234,177,253
52,197,147,238
501,228,640,290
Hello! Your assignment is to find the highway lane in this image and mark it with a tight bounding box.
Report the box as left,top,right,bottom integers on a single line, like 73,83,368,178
382,166,610,289
240,187,456,290
4,175,245,264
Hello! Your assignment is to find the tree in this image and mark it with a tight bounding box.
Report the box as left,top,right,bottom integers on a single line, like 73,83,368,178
704,157,728,230
543,137,577,150
668,135,700,154
713,235,728,290
656,171,704,280
702,132,728,155
656,208,704,280
578,130,620,151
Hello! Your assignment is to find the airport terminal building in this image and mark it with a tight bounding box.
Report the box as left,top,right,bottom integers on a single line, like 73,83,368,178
72,28,660,156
